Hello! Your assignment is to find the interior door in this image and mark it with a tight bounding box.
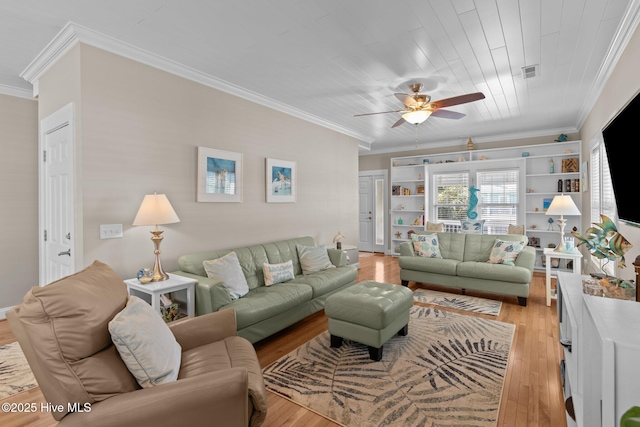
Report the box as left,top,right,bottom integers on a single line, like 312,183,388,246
40,104,75,286
359,176,374,252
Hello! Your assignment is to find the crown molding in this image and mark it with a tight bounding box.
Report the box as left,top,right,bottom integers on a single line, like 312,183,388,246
0,83,35,100
576,0,640,128
359,127,579,156
21,22,373,145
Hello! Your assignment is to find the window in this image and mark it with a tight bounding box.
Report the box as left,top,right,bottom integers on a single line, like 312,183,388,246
433,172,469,231
477,169,519,234
589,137,617,276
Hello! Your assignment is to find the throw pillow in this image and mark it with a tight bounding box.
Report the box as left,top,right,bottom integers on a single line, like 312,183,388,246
108,296,182,389
461,219,485,233
203,251,249,298
263,260,295,286
296,244,335,275
488,239,527,266
426,221,444,231
507,224,525,235
411,233,443,258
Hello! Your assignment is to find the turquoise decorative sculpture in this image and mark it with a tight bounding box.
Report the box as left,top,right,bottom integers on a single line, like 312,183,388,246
467,186,479,219
555,133,568,142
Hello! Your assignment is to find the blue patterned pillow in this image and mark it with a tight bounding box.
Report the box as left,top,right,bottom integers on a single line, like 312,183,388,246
461,219,485,233
411,233,442,258
488,239,527,265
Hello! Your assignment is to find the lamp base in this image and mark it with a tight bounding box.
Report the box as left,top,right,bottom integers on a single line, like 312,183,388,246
150,228,169,282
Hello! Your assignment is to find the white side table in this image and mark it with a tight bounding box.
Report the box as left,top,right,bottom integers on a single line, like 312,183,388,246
544,247,582,306
124,274,196,319
336,244,360,269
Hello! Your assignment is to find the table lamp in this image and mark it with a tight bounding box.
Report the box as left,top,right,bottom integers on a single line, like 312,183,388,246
133,193,180,281
545,194,581,252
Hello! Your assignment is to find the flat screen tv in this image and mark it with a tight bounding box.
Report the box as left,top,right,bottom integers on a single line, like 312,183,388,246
601,90,640,227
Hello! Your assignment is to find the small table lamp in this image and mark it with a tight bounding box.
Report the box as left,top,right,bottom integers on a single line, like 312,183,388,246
133,193,180,281
545,194,581,252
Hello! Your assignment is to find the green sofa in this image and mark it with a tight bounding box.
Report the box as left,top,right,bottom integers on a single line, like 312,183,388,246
399,232,535,306
173,236,358,343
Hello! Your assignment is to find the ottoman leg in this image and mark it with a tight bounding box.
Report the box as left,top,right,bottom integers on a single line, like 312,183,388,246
368,345,383,361
398,323,409,336
401,280,409,287
330,334,343,348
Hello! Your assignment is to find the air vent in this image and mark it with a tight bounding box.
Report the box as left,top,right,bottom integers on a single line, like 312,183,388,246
522,65,538,79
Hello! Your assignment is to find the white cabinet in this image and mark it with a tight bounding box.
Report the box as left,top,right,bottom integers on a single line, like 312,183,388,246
523,141,582,272
557,272,640,427
388,141,582,258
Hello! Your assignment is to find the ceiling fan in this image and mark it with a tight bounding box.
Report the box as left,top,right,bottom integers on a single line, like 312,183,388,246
354,83,485,128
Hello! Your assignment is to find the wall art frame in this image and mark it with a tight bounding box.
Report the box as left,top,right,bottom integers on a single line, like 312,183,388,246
266,158,296,203
197,146,243,202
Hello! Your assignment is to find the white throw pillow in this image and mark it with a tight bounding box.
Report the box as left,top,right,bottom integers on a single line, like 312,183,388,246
263,260,295,286
296,244,335,275
488,239,527,266
203,251,249,298
411,233,443,258
426,221,444,232
108,296,181,389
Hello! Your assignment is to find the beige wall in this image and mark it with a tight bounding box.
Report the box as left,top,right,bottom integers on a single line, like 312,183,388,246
36,44,359,280
0,94,38,309
579,22,640,281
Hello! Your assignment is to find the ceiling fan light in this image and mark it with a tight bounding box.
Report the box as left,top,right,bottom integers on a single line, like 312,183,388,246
402,110,432,124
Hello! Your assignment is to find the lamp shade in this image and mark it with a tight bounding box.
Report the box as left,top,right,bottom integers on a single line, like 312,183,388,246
545,194,581,216
133,194,180,226
402,110,432,125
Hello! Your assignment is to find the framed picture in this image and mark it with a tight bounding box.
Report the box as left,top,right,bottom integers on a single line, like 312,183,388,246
266,158,296,203
543,198,552,212
528,237,540,247
197,147,243,202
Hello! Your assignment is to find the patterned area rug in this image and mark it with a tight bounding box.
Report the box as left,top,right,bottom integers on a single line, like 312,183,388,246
0,342,38,399
413,288,502,316
263,306,515,427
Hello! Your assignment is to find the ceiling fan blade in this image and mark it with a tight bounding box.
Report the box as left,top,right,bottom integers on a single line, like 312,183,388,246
354,109,404,117
391,117,406,128
394,93,417,108
430,109,466,119
430,92,485,109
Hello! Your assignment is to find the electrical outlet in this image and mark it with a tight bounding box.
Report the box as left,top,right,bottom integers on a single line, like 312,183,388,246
100,224,123,239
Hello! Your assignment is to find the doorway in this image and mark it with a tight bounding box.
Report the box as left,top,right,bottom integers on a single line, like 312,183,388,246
358,170,387,253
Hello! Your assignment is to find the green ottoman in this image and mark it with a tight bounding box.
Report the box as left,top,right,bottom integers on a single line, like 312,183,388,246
325,281,413,361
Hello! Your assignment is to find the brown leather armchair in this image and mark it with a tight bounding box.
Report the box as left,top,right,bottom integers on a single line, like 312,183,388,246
7,260,268,427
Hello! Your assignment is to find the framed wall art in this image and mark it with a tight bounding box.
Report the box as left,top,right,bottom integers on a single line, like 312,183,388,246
266,158,296,203
197,147,243,202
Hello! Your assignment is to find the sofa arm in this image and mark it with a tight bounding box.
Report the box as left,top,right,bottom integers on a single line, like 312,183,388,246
172,271,232,314
58,368,250,427
169,309,237,351
327,248,347,267
399,241,415,256
515,245,536,272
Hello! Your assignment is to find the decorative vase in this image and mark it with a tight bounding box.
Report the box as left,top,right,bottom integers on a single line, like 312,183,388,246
467,137,474,150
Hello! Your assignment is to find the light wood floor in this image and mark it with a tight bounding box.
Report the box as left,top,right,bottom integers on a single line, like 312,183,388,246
0,254,566,427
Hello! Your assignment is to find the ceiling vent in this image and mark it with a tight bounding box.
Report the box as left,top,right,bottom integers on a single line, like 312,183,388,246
522,65,538,79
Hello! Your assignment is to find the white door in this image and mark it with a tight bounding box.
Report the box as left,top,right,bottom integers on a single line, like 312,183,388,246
359,170,388,253
359,176,374,252
40,104,75,286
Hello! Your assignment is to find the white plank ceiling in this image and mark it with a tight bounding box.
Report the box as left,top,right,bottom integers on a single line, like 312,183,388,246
0,0,637,153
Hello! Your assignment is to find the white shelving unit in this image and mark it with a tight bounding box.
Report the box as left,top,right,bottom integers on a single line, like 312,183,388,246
389,140,582,258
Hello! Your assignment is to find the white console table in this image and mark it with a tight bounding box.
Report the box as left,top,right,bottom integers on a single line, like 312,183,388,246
544,248,582,306
556,272,640,426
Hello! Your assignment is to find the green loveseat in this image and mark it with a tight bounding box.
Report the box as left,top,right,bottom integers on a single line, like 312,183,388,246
173,236,358,343
399,232,535,306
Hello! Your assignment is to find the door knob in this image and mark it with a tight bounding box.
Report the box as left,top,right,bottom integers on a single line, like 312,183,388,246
58,249,71,256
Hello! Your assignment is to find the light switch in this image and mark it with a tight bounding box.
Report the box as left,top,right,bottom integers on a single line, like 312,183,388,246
100,224,123,239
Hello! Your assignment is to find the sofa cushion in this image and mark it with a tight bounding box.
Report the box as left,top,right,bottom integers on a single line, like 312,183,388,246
297,244,335,275
412,233,442,258
263,260,295,286
488,239,527,266
224,283,313,329
463,234,529,262
109,296,181,388
293,266,358,298
203,252,249,298
457,261,533,284
398,256,460,275
426,221,445,231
